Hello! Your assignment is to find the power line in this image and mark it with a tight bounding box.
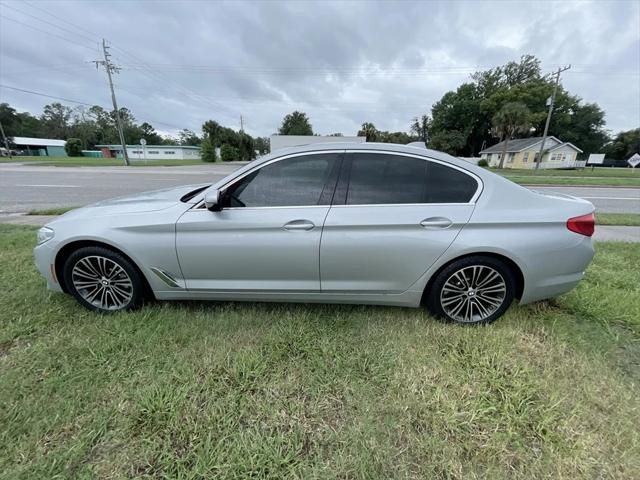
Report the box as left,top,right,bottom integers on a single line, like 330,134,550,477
0,84,186,131
0,2,98,45
0,14,98,52
21,0,101,39
0,84,95,106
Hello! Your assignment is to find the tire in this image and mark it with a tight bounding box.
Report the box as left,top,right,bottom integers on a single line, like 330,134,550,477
425,256,515,325
63,246,146,313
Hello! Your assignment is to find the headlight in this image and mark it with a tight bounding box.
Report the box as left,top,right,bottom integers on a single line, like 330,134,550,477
36,227,55,245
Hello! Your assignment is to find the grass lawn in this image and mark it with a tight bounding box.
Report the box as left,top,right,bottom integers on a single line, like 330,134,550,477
493,167,640,187
1,226,639,478
27,206,79,216
0,156,208,167
596,213,640,226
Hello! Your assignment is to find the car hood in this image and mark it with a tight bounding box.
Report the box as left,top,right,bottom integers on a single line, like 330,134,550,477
53,184,209,221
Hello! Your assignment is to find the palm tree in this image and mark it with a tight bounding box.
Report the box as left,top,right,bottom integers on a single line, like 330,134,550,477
358,122,378,142
492,102,532,168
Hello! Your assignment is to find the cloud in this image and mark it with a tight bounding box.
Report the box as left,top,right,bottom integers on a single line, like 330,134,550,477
0,0,638,137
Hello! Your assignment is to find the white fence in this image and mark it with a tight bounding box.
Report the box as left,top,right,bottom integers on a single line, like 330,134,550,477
536,159,587,170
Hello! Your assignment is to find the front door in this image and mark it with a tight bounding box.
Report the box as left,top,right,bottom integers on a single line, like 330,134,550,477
176,152,342,292
320,152,480,293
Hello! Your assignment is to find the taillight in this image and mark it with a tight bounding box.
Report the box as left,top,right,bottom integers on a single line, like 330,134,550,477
567,213,595,237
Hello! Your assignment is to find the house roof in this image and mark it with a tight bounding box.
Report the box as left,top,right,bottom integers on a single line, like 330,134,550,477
548,142,583,153
11,136,66,147
480,136,550,153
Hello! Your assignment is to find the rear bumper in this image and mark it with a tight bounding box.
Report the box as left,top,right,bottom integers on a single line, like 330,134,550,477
519,235,594,304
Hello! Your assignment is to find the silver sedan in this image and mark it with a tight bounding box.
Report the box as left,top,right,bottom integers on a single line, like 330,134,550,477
34,143,595,324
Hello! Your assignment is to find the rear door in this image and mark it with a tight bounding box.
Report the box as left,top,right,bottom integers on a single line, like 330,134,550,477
320,151,481,293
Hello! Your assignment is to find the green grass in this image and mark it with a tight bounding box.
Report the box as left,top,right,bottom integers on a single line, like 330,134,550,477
0,156,208,167
493,167,640,187
596,213,640,226
1,224,639,478
27,206,78,216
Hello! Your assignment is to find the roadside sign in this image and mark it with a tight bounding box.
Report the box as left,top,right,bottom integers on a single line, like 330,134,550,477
628,153,640,168
587,153,605,165
140,138,147,146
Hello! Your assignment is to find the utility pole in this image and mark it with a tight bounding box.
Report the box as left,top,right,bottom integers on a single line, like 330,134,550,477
240,115,244,133
0,120,12,159
534,64,571,170
93,39,129,165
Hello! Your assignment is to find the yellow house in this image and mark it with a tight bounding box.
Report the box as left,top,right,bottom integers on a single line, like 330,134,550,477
480,136,583,169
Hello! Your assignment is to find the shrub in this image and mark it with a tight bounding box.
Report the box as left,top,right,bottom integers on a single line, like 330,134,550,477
220,144,239,162
477,159,489,167
64,138,83,157
200,137,217,162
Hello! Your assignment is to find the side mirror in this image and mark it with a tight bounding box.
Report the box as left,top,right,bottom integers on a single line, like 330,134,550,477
204,189,222,211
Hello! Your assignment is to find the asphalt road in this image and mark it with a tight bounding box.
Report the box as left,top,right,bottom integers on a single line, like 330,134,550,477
1,163,638,214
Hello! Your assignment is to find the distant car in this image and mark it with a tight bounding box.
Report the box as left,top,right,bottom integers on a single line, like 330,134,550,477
34,143,595,324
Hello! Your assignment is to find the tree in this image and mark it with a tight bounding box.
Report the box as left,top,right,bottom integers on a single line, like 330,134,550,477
491,102,532,168
41,102,72,139
603,128,640,160
139,122,163,144
279,111,313,135
237,132,256,161
428,55,609,156
200,137,217,162
178,129,201,146
410,115,430,143
429,130,466,155
64,138,83,157
357,122,378,141
254,137,270,155
220,144,239,162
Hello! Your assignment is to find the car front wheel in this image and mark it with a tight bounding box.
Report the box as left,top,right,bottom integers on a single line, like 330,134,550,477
63,246,146,313
426,256,515,324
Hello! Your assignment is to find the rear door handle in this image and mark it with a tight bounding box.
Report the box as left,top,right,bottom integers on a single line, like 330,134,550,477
420,217,453,229
284,219,315,231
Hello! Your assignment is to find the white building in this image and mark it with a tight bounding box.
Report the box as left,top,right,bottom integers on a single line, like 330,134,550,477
96,144,201,161
270,135,366,152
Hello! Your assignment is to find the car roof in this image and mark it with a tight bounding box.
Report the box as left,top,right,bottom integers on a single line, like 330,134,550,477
255,142,484,174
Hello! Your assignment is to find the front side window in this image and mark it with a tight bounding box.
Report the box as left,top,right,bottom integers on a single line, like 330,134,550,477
225,153,339,207
345,153,478,205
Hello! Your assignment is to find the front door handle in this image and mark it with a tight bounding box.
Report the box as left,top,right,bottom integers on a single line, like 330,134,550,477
420,217,453,229
284,219,315,231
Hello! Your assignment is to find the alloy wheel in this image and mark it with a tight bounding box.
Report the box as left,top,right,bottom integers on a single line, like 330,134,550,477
71,255,133,310
439,265,507,323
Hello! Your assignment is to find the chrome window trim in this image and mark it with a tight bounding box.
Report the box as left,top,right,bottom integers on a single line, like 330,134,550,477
193,148,483,210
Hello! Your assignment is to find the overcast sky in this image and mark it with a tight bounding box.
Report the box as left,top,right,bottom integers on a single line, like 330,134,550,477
0,0,638,139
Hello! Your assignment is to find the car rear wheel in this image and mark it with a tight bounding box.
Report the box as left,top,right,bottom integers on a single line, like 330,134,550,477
63,246,146,313
426,256,515,324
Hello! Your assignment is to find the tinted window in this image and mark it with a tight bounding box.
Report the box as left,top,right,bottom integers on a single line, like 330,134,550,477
425,162,478,203
226,154,338,207
345,153,477,205
346,154,427,205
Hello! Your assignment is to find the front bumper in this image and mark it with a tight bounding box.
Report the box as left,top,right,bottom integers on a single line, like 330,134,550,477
33,241,64,293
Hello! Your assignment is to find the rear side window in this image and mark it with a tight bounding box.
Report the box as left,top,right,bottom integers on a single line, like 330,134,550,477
345,153,477,205
226,153,339,207
346,154,427,205
425,161,478,203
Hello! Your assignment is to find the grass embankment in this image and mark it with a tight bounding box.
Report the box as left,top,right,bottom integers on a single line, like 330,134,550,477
27,206,79,216
1,225,639,478
494,167,640,187
596,213,640,226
